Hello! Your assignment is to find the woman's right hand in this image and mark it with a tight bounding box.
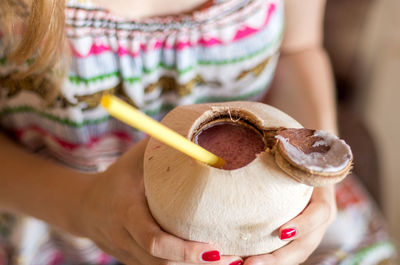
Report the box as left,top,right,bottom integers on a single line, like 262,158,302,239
77,139,242,265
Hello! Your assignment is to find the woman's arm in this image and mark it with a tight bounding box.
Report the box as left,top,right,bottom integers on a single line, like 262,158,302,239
265,49,337,133
264,0,337,134
0,133,241,264
0,132,93,234
246,0,338,264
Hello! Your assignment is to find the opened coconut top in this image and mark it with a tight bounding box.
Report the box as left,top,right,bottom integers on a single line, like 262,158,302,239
191,115,352,186
147,101,353,186
191,111,353,181
275,128,353,174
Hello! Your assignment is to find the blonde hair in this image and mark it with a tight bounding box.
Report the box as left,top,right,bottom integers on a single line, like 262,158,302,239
0,0,66,82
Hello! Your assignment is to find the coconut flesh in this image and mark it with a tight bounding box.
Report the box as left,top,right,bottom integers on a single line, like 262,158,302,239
144,101,322,255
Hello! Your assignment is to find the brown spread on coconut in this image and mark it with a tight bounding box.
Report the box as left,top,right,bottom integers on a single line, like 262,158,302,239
275,128,353,174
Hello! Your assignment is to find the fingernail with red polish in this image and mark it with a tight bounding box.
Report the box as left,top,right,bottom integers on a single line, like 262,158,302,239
229,260,243,265
280,228,297,240
202,250,220,262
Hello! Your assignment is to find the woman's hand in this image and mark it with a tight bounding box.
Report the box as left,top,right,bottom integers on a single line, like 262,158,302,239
78,139,242,265
244,186,337,265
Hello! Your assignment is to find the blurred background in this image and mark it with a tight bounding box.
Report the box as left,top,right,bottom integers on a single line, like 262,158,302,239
324,0,399,254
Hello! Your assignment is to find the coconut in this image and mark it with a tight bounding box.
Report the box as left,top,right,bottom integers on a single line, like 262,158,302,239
143,101,352,256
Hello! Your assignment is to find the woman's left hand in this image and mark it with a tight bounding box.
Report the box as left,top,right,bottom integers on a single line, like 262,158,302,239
244,186,337,265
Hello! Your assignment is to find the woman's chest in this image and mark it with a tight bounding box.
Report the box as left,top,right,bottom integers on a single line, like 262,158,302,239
90,0,211,19
65,0,284,110
0,0,284,170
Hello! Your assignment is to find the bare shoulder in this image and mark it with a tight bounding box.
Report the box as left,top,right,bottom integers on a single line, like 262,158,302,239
282,0,327,53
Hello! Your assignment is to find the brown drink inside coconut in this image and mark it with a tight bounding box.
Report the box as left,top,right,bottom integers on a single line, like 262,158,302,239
194,121,266,170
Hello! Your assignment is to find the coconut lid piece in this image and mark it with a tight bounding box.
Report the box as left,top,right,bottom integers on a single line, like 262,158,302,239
274,128,353,186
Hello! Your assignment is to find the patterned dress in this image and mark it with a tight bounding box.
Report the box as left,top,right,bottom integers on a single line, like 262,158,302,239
0,0,397,264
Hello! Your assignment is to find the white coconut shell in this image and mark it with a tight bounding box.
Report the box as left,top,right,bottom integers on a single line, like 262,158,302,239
143,101,313,256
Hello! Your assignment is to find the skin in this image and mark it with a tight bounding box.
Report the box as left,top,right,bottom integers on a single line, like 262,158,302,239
92,0,210,19
253,1,338,264
0,0,337,264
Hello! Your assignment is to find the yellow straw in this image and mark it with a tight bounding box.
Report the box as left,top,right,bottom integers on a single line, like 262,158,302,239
101,95,225,168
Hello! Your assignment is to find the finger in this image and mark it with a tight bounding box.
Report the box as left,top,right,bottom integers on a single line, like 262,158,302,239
123,227,243,265
244,227,325,265
272,226,326,265
125,204,225,263
217,256,244,265
243,253,275,265
279,187,335,241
